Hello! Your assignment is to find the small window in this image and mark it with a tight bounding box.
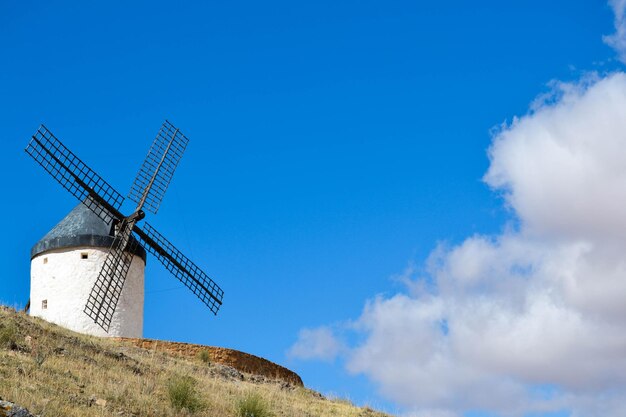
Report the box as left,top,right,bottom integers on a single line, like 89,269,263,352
42,300,47,310
81,252,89,260
43,257,48,264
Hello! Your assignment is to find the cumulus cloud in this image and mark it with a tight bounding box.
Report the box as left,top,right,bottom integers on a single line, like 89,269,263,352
288,326,345,362
604,0,626,63
485,73,626,242
290,73,626,416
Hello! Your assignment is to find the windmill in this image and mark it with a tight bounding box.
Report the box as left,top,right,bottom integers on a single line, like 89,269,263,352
25,121,224,335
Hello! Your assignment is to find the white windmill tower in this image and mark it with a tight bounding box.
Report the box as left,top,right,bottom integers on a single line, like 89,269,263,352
25,121,224,338
29,203,147,337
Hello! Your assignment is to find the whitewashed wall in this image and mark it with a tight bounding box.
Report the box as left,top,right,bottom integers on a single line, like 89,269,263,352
30,247,145,338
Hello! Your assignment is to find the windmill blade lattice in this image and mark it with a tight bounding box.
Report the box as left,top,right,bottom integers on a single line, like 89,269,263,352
127,120,189,215
25,125,125,224
134,223,224,314
84,227,137,331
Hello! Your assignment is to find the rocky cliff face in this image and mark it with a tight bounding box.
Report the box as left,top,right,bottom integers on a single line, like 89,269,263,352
116,338,303,386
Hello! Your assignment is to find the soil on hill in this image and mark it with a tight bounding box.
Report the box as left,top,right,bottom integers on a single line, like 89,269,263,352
0,306,391,417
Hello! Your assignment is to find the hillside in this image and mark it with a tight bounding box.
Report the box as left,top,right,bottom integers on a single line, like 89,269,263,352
0,306,391,417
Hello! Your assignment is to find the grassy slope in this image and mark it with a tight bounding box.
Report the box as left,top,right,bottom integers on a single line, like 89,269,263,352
0,307,391,417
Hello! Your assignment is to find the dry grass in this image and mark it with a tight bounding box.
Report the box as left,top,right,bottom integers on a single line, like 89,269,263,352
236,392,272,417
196,349,211,365
167,375,205,413
0,306,392,417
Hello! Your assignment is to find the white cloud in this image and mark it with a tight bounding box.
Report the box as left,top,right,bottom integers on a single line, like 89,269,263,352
604,0,626,64
485,73,626,242
290,72,626,416
288,326,344,362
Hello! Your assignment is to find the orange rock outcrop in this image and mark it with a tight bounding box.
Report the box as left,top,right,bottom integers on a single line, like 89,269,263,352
116,338,303,386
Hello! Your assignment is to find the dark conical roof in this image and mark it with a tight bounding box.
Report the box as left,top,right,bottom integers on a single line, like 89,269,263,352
31,203,147,262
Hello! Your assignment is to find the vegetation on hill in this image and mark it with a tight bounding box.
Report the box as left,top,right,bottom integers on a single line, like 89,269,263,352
0,306,391,417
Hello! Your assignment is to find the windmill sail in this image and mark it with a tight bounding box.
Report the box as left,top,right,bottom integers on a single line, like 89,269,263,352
133,223,224,314
25,125,125,224
84,224,138,331
127,120,189,214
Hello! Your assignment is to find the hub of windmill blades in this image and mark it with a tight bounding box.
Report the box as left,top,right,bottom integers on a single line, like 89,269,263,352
25,121,224,332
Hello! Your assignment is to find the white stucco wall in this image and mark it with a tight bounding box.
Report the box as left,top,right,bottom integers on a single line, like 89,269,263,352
30,247,145,338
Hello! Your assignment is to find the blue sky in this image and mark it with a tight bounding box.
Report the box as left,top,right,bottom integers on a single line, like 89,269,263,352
2,2,626,416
